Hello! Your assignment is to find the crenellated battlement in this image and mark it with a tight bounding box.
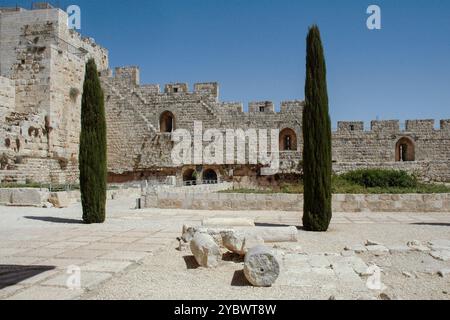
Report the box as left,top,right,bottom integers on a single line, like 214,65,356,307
104,68,305,114
1,5,448,186
102,65,450,184
370,120,400,133
103,68,449,130
220,102,244,113
334,119,450,134
194,82,219,98
337,121,365,132
280,100,305,113
405,119,435,132
248,101,275,113
441,120,450,132
114,66,140,85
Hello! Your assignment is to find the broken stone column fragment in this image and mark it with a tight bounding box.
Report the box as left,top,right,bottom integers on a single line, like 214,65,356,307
190,233,222,268
182,225,298,245
181,225,233,247
244,245,280,287
221,230,264,255
244,226,298,243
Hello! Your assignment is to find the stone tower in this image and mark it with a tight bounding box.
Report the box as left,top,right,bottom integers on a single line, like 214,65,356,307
0,5,108,184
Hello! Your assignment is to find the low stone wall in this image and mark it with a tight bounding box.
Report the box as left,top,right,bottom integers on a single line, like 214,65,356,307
65,188,142,203
0,187,142,208
141,183,234,208
142,192,450,213
145,182,233,194
0,188,50,207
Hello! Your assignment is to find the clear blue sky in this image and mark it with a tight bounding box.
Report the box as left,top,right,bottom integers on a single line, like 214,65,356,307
7,0,450,125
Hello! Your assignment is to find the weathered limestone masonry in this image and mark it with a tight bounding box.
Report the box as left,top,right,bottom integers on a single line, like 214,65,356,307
142,192,450,213
103,65,450,186
101,67,304,186
333,120,450,182
0,76,14,120
0,6,108,184
0,5,449,186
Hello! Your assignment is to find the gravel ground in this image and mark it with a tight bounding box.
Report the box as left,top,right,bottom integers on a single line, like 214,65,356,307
83,222,450,300
359,251,450,300
1,199,449,300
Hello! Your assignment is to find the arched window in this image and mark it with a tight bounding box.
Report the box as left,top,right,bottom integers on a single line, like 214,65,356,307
279,128,297,151
183,169,197,186
203,169,218,184
160,111,175,133
395,137,415,162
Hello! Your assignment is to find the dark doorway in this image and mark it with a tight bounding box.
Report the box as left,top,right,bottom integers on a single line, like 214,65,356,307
203,169,218,184
183,169,197,186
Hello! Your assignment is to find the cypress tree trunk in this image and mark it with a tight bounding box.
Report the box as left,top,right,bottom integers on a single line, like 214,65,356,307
79,59,107,224
302,25,332,232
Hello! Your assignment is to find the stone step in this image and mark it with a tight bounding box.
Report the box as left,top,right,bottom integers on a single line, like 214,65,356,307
103,81,157,134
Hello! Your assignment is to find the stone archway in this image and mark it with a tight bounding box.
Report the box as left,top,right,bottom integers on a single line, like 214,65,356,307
160,111,175,133
182,168,197,186
203,169,218,184
395,137,415,162
279,128,297,151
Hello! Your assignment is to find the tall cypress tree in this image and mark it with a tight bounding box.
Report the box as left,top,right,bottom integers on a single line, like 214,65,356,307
302,25,332,232
79,59,107,224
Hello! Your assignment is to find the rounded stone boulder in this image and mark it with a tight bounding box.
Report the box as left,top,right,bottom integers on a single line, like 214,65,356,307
244,245,280,287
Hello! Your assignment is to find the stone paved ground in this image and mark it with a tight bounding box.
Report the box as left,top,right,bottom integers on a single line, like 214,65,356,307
0,197,449,300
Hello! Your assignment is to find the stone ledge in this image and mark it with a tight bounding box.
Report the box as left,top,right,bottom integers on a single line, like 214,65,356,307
0,187,141,208
142,192,450,213
0,188,49,207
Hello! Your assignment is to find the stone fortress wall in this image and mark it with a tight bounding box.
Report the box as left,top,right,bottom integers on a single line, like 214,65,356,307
0,6,108,184
333,120,450,182
103,66,450,185
101,66,304,186
0,5,449,186
0,76,15,120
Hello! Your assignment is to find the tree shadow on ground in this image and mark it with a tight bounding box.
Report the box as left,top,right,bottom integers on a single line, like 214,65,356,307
24,216,84,224
230,270,251,287
410,222,450,227
0,265,55,290
255,222,304,230
183,255,200,269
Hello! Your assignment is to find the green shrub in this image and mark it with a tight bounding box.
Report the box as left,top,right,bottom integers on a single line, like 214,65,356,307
340,169,418,188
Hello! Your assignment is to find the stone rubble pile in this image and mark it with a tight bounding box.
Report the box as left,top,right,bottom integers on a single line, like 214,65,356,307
179,218,299,287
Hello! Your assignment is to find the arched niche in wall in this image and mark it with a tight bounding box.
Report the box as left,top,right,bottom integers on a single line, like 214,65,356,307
279,128,298,151
202,168,218,184
182,168,197,186
395,137,415,162
160,111,175,133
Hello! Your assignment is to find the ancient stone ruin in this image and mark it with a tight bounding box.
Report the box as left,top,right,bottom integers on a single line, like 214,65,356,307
181,218,291,287
0,5,449,187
